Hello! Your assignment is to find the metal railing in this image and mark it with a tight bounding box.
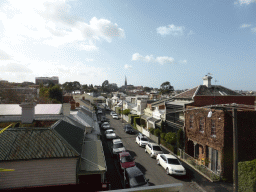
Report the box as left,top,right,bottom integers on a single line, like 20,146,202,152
178,149,221,181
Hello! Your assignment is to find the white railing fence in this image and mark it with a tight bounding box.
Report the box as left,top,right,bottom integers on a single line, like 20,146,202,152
178,148,221,181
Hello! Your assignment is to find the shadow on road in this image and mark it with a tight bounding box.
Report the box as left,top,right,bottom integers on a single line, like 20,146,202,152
135,162,147,175
125,150,137,158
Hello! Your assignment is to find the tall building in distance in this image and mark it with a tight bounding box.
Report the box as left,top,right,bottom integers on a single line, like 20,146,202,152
35,76,59,85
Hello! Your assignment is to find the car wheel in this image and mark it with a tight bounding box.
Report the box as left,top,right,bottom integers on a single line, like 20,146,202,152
166,168,169,175
157,159,160,165
145,149,147,153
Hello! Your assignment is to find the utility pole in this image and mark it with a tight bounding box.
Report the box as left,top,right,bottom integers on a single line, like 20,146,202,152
232,107,238,192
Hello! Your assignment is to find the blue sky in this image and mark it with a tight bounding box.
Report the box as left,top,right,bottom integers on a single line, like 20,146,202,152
0,0,255,91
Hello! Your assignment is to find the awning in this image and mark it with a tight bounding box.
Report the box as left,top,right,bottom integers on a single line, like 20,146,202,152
78,140,107,175
141,115,151,120
148,117,161,124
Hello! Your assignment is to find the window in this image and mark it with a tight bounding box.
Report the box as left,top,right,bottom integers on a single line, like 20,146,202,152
199,117,204,132
211,120,216,137
189,115,193,128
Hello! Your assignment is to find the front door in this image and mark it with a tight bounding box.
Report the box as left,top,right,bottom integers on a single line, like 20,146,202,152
211,149,218,173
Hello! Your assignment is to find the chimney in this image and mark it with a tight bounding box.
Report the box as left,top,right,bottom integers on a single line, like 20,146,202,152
202,75,212,88
19,102,37,124
62,103,71,116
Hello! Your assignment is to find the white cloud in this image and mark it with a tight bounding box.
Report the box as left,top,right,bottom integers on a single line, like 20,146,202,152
0,50,12,60
235,0,256,5
240,24,252,28
157,24,185,36
252,27,256,33
85,58,94,62
0,63,32,73
124,64,132,69
179,60,187,64
0,0,124,83
132,53,175,65
187,30,195,36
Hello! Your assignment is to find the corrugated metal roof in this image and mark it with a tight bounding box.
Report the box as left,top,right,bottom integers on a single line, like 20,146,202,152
79,140,106,173
0,127,79,161
53,120,85,155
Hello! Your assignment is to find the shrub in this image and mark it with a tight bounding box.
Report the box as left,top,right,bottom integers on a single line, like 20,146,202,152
149,128,154,135
134,117,140,127
165,132,176,145
122,109,130,116
238,159,256,192
177,129,184,149
154,129,161,137
160,133,166,140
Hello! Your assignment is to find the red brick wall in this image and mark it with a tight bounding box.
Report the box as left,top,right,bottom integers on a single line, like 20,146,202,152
192,96,255,106
185,107,225,152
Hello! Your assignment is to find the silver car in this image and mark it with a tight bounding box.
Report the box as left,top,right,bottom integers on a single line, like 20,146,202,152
145,143,163,158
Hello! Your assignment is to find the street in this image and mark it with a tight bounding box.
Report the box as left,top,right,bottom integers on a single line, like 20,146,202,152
98,108,207,192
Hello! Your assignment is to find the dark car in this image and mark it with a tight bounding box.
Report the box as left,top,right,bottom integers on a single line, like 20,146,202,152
124,166,149,188
119,151,135,170
123,124,134,134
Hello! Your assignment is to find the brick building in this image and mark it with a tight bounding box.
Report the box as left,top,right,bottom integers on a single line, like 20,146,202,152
185,105,256,180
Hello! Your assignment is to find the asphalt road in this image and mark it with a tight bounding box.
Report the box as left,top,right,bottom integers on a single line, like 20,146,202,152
98,108,205,192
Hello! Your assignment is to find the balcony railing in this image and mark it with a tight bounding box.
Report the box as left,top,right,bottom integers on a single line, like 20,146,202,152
178,149,221,182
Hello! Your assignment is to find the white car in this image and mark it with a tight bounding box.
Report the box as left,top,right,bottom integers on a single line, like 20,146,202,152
112,139,125,156
136,133,149,147
97,109,103,114
101,122,110,129
105,129,116,139
145,143,163,158
112,114,118,119
156,154,186,176
110,111,116,116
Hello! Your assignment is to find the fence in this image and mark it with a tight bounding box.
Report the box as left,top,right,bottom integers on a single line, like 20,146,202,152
178,149,221,182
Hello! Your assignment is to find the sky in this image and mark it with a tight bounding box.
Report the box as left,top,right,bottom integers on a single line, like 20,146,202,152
0,0,256,91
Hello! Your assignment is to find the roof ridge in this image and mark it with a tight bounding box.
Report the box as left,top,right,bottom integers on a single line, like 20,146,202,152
192,85,201,99
173,86,199,98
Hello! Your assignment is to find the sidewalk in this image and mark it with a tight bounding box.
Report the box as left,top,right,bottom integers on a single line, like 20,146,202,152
160,144,233,192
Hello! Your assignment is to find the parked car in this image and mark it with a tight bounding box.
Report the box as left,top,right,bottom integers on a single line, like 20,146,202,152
123,124,134,134
145,143,163,158
105,129,116,139
156,154,186,176
118,151,135,170
112,114,119,119
124,166,149,188
112,139,125,156
101,116,108,123
135,133,149,147
101,122,110,129
97,109,103,114
110,111,116,116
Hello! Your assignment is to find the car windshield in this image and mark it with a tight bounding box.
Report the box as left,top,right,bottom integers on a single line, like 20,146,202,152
113,143,123,148
121,156,133,163
130,175,146,187
152,146,162,151
141,138,148,141
167,158,180,165
107,131,114,134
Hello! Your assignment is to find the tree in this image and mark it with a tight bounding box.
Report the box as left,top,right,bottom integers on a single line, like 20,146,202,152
165,132,176,145
102,80,110,93
160,81,174,95
143,87,152,93
49,85,62,103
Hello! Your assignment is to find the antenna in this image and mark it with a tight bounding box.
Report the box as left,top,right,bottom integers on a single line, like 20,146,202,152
207,72,213,76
